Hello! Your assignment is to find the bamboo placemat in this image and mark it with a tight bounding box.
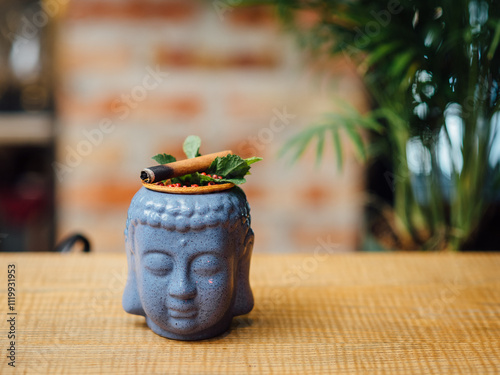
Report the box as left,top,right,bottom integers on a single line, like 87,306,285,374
0,253,499,374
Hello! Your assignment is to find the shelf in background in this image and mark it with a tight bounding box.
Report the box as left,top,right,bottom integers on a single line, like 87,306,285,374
0,112,53,145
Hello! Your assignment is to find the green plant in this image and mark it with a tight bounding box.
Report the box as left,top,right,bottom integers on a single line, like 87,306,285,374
260,0,500,250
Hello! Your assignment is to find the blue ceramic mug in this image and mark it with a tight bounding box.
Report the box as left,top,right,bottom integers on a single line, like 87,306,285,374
123,186,254,340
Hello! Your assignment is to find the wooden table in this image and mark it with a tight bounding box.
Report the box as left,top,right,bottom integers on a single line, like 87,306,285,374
0,253,499,374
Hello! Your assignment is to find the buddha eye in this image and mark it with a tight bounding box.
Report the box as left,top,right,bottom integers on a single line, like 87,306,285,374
143,252,173,276
191,254,222,277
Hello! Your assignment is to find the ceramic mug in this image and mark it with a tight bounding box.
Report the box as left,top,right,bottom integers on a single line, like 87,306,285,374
123,185,254,340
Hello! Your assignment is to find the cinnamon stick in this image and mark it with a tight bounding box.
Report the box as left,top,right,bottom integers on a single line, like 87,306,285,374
140,150,232,183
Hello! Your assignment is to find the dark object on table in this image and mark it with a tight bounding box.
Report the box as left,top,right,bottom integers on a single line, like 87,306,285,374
55,233,91,253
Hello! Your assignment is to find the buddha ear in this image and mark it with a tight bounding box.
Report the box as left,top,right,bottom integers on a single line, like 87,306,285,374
233,228,254,316
122,236,145,316
241,228,254,259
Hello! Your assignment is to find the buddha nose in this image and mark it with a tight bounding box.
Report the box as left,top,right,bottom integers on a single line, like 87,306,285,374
168,268,197,300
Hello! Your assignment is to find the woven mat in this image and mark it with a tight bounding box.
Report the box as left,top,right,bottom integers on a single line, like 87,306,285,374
1,253,499,374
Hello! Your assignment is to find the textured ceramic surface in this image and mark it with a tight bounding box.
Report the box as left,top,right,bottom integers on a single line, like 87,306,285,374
123,186,254,341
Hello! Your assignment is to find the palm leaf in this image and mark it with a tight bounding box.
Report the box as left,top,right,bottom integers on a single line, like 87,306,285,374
315,132,325,166
331,128,343,170
280,106,385,168
279,126,320,164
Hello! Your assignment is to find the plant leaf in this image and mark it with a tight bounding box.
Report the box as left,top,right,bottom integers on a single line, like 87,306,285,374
152,153,176,164
279,126,319,164
220,178,247,185
487,21,500,60
206,155,251,178
343,123,366,162
192,173,246,185
331,128,343,171
315,133,325,166
244,157,263,166
183,135,202,159
363,42,401,71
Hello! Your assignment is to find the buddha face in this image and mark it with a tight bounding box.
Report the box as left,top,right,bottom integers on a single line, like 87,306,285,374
134,224,237,339
123,187,254,341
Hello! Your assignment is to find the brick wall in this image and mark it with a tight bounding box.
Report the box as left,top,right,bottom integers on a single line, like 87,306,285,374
54,0,368,253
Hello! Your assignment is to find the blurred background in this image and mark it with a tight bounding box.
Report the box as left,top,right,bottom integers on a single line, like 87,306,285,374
0,0,367,253
0,0,498,252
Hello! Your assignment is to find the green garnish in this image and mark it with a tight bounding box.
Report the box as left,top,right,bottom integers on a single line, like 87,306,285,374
152,153,176,164
182,135,202,159
206,155,262,184
151,136,262,186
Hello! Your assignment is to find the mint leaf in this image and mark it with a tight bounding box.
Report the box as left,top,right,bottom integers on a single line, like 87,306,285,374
244,157,262,175
206,155,250,178
170,173,246,186
152,153,176,164
197,173,215,184
220,177,246,185
244,157,263,166
172,173,215,185
170,175,191,185
196,173,245,185
183,135,202,159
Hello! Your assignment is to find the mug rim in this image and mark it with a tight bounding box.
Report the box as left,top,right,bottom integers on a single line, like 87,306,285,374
142,181,235,195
